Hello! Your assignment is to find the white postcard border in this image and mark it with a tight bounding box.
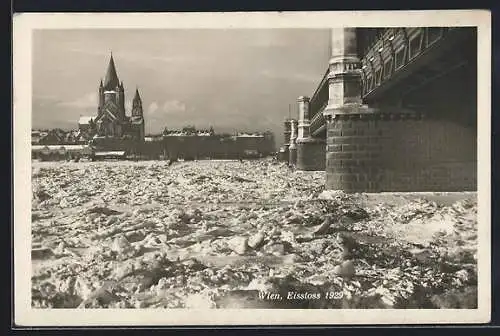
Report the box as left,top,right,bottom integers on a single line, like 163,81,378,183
13,10,491,326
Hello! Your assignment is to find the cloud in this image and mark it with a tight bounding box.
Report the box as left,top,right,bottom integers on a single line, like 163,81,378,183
142,100,193,133
65,47,199,71
58,92,97,108
162,100,187,114
147,102,159,115
258,69,318,83
65,47,108,58
32,95,61,107
125,99,133,112
32,29,329,144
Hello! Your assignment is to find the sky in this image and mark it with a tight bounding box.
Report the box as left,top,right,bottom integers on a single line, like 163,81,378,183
32,29,331,143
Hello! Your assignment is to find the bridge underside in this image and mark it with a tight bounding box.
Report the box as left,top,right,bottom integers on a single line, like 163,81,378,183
364,30,476,127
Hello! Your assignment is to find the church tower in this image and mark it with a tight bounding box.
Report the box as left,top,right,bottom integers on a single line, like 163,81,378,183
89,52,146,143
102,53,120,105
131,88,143,117
94,53,127,138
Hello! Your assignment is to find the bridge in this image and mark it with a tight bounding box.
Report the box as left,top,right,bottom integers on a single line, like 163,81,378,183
284,27,477,192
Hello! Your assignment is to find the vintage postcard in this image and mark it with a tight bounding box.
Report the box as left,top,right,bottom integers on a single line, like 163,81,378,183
13,10,491,326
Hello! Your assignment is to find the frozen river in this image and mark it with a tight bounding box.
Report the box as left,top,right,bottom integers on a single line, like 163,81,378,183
31,159,478,309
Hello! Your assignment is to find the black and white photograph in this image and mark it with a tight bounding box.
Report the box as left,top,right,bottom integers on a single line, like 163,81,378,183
13,11,491,326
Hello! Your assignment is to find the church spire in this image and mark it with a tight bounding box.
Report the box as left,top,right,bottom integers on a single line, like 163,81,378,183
103,52,120,91
132,87,143,117
133,87,142,103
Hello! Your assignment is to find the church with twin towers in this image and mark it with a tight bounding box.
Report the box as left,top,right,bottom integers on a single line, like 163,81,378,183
78,52,145,142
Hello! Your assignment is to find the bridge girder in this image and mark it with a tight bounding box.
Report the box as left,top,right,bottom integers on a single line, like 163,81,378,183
307,27,476,136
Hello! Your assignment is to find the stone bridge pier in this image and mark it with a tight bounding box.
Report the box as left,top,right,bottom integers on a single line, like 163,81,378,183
296,96,326,171
325,28,476,192
295,27,477,192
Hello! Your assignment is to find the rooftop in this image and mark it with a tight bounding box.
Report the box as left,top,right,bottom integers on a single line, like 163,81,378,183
236,133,265,138
78,116,94,125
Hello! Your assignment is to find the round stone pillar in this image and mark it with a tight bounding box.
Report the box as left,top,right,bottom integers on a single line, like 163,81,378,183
297,96,310,139
325,28,363,113
280,119,292,162
323,28,369,191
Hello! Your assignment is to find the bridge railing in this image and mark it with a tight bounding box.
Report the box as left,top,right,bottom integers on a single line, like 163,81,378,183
297,27,465,137
309,101,328,136
308,68,330,135
360,27,452,99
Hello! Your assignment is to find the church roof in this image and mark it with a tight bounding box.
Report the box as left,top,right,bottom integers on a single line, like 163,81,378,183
96,109,118,122
103,53,120,91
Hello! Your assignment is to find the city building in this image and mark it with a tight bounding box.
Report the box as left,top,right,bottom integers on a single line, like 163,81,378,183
78,53,145,144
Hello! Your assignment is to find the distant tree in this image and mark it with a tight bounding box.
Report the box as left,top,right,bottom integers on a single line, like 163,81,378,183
40,130,63,145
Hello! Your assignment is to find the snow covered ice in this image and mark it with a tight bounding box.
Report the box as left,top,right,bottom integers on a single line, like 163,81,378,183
31,159,478,309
